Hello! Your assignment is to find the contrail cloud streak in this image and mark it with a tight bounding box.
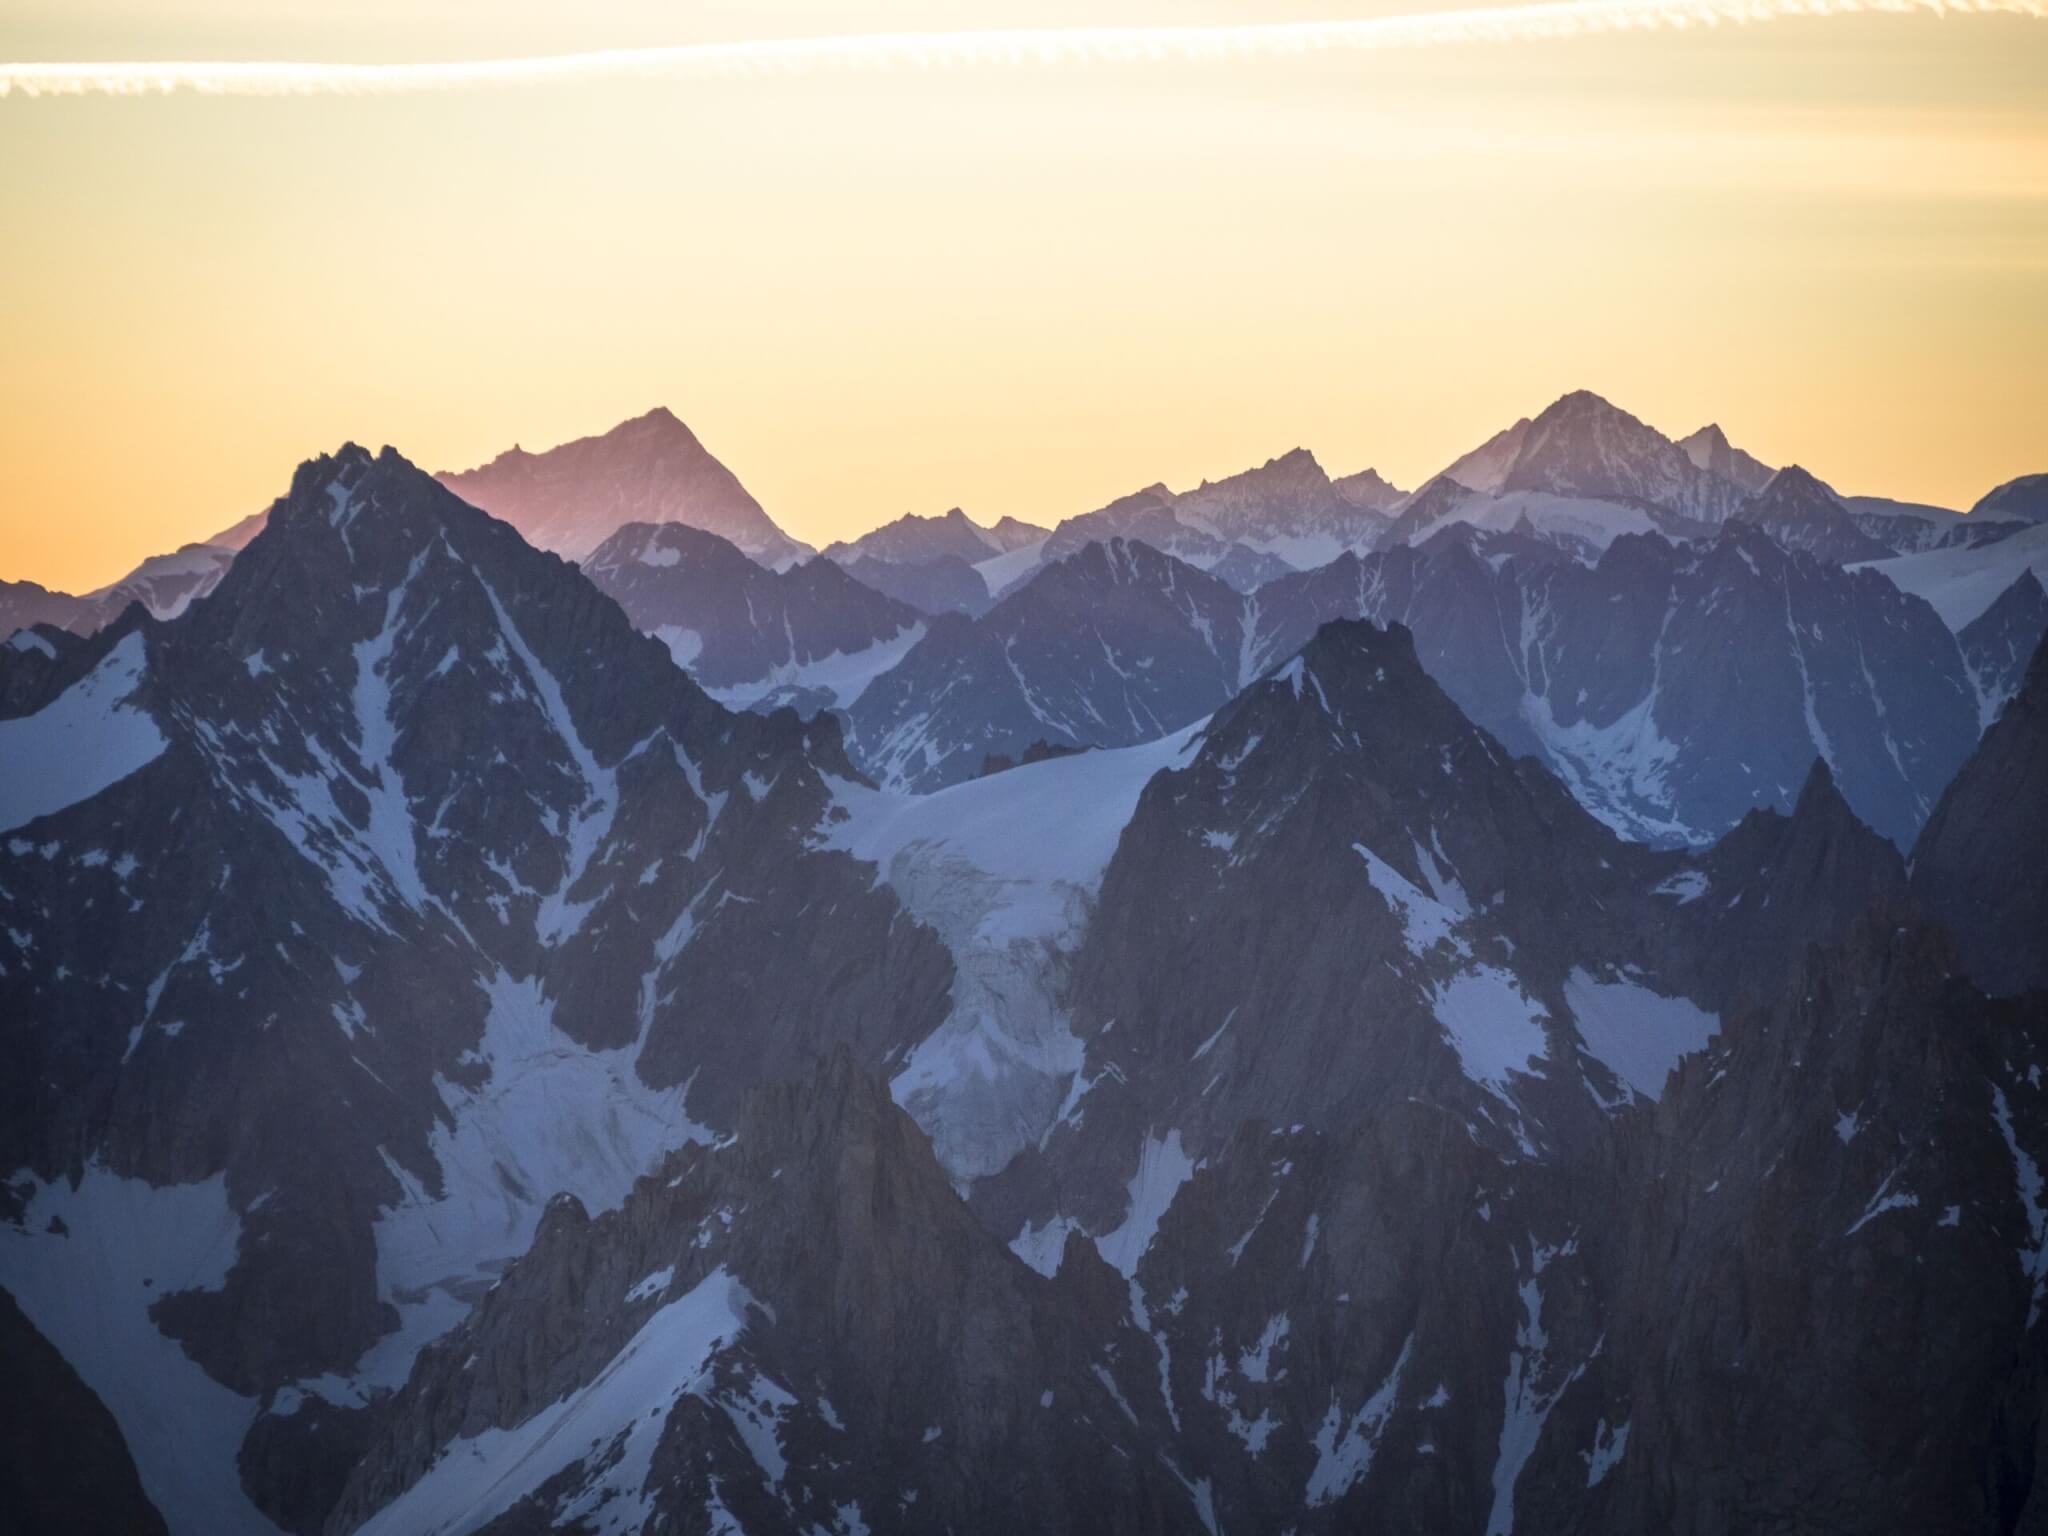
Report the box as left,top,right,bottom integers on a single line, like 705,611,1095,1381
2,0,2042,99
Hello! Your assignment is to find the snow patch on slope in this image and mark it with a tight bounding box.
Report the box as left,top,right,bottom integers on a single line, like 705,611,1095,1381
1096,1130,1197,1279
0,1166,283,1535
0,632,167,833
706,621,927,712
355,1268,755,1536
1850,521,2048,631
359,971,711,1397
1564,969,1719,1105
1433,966,1549,1106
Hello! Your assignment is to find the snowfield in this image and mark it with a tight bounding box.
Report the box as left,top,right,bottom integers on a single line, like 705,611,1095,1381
820,722,1205,1179
0,1167,283,1536
1849,521,2048,630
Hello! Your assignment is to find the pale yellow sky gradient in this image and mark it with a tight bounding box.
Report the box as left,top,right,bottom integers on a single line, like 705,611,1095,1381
2,0,2045,591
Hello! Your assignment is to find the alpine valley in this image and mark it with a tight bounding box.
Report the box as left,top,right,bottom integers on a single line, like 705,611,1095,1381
4,392,2046,1536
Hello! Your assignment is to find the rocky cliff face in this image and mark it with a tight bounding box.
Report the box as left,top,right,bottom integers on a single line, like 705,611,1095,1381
1960,570,2048,728
0,1286,169,1536
317,615,2048,1536
1587,917,2048,1535
0,444,950,1534
579,520,924,706
1732,464,1894,565
843,515,1979,845
847,538,1248,792
1244,524,1978,850
324,1054,1194,1536
6,417,2035,1536
1911,632,2048,997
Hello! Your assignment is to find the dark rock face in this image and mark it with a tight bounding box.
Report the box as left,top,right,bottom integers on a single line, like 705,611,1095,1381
847,516,1977,844
438,406,812,567
325,616,2048,1536
579,520,923,702
847,538,1249,791
1975,472,2048,524
979,739,1088,777
1911,633,2048,996
1245,524,1978,850
1658,759,1911,1014
0,444,950,1532
1960,570,2048,727
0,623,86,712
324,1056,1194,1536
1587,921,2048,1536
1731,464,1894,565
980,616,1898,1223
1054,619,1644,1171
0,1286,168,1536
837,551,995,616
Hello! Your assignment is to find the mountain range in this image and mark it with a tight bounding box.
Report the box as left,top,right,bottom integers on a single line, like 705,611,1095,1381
3,394,2045,1535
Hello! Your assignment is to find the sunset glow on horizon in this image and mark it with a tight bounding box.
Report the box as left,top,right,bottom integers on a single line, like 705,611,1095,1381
3,0,2045,592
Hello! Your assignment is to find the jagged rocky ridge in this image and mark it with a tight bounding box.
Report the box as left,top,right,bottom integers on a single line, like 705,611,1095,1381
578,521,925,712
327,617,2048,1536
841,520,1997,848
846,538,1249,793
1731,465,1895,564
0,444,953,1534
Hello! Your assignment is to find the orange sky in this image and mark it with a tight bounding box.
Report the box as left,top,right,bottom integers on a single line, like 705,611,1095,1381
2,0,2045,592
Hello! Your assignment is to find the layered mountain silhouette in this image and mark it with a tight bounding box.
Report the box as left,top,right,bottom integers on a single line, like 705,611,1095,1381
4,401,2046,1536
